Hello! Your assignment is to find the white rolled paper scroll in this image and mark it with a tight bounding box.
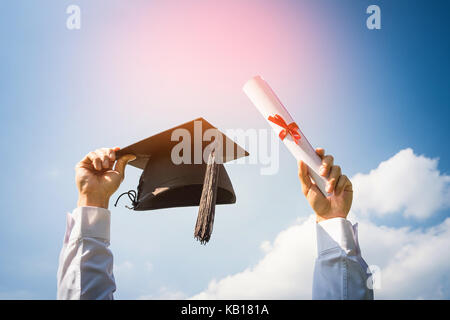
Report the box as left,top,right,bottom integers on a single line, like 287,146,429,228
243,75,331,197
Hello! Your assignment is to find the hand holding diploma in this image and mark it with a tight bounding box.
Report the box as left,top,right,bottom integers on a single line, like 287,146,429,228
298,148,353,222
243,76,330,197
243,76,353,222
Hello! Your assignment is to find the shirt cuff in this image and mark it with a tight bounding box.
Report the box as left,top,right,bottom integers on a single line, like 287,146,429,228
66,206,111,243
316,218,359,255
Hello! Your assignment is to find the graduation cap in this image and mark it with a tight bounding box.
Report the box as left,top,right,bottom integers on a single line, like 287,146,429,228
115,118,249,244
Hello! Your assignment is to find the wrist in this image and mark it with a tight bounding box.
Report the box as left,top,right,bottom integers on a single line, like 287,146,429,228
77,193,110,209
315,213,348,223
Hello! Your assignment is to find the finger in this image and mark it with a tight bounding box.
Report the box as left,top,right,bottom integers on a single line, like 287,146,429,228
86,151,102,171
298,161,312,197
102,147,116,162
102,148,116,169
114,154,137,181
344,178,353,192
96,149,111,169
335,175,350,195
327,165,341,193
109,150,116,168
320,154,334,177
315,148,325,159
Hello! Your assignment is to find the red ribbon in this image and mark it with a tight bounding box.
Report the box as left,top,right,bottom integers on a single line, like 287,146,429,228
267,114,301,145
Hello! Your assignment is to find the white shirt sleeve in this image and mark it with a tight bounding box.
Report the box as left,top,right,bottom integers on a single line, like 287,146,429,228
57,206,116,300
312,217,374,300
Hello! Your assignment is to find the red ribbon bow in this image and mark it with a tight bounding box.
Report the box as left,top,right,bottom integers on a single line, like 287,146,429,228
268,114,301,145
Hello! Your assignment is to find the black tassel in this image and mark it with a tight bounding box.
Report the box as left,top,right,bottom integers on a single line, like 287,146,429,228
194,149,219,244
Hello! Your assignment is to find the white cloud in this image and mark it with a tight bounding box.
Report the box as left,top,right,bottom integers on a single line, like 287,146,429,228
191,216,450,300
351,148,450,219
259,240,272,253
191,149,450,299
360,217,450,299
191,216,316,299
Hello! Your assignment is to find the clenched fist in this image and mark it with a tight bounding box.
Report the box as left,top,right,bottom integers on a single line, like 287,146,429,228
298,148,353,222
75,147,136,209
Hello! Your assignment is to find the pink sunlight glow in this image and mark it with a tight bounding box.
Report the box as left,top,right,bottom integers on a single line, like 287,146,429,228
90,1,334,127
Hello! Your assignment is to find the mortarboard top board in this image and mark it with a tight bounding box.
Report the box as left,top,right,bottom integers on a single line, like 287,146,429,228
115,118,249,243
117,117,248,170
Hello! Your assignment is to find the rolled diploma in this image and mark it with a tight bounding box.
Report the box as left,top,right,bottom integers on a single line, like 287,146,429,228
243,75,330,197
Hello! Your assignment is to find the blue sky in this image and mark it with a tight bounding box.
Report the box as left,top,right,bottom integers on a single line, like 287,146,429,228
0,0,449,299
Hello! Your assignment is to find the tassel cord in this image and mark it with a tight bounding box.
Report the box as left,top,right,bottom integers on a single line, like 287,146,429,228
114,190,137,209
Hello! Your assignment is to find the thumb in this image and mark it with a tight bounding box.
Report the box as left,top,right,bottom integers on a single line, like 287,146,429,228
114,154,136,180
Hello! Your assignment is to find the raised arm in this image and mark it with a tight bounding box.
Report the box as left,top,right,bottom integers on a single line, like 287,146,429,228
57,147,135,300
298,148,373,300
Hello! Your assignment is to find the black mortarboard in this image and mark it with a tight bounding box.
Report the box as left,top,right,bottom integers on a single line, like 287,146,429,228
115,118,249,243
